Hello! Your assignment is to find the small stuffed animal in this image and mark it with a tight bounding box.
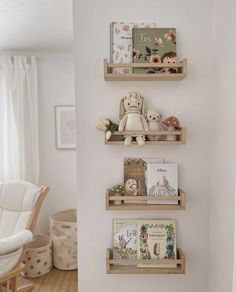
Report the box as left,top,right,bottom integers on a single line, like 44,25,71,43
119,92,149,146
145,108,163,141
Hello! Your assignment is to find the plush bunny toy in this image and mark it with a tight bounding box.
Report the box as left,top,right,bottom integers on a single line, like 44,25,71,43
119,92,149,146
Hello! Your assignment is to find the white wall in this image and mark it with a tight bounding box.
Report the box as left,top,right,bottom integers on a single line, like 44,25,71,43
74,1,212,291
209,0,236,291
37,52,77,234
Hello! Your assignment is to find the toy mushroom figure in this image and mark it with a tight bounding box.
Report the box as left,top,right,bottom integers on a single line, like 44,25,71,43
162,116,181,141
111,185,124,205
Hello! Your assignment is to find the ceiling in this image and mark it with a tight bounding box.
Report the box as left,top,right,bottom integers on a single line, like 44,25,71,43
0,0,73,51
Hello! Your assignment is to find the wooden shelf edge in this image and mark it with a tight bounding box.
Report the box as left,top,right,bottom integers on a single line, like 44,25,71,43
103,58,187,81
106,205,185,211
105,140,185,145
105,189,185,210
106,248,185,274
104,128,186,145
104,74,186,81
111,130,184,135
104,59,186,69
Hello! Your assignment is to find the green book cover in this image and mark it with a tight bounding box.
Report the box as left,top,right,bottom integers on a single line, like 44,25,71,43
133,28,177,74
137,219,177,268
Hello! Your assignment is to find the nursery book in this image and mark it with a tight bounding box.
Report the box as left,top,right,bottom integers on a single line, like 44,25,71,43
137,219,177,268
113,219,137,261
132,28,177,74
146,163,178,205
123,158,146,203
110,22,157,74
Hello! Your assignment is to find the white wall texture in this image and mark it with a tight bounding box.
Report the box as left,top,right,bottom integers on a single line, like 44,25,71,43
37,52,77,234
74,1,213,291
209,0,236,291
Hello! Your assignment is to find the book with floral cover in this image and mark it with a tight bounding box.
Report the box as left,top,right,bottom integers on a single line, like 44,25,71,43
110,22,157,74
137,219,177,268
146,163,178,204
113,219,137,261
133,28,177,74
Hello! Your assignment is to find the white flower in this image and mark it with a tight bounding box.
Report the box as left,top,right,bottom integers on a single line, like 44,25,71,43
101,118,110,126
106,131,112,140
96,119,107,131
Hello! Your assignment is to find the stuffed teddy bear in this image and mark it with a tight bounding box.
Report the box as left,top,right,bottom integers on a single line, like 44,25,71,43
145,108,163,141
119,92,149,146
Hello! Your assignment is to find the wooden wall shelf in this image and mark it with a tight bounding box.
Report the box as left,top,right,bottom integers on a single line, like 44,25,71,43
105,128,186,145
106,248,185,274
105,189,185,210
104,59,187,81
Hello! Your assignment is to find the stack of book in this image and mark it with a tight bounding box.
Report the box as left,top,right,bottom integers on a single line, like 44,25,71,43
110,22,177,74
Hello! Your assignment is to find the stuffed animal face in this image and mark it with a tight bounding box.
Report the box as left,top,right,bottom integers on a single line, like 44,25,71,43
124,92,143,113
145,108,161,122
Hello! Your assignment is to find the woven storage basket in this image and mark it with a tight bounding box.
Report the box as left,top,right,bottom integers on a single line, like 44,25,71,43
22,234,52,278
50,209,77,270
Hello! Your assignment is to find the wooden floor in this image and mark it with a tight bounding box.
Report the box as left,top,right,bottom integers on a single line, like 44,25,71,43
18,269,78,292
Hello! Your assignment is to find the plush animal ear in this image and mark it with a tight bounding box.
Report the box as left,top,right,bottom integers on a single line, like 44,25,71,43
119,98,125,119
141,96,145,114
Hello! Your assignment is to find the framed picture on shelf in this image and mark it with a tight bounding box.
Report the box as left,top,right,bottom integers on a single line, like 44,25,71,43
55,105,76,149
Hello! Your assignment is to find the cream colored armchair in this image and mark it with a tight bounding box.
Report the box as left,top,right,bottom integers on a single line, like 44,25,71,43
0,181,48,292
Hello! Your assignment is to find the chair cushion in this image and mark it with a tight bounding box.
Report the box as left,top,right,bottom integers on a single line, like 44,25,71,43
0,230,32,256
0,181,41,212
0,209,32,238
0,181,41,238
0,248,22,277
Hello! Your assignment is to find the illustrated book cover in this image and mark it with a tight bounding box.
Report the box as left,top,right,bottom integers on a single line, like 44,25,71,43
146,163,178,205
123,158,146,203
137,219,177,268
113,219,137,261
110,22,157,74
132,28,177,74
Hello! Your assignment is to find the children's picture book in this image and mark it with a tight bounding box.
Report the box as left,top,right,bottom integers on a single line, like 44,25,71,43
146,163,178,205
137,219,176,268
113,219,137,261
123,158,146,203
110,22,157,74
132,28,177,74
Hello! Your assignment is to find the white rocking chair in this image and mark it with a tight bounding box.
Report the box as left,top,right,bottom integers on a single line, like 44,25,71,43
0,181,49,292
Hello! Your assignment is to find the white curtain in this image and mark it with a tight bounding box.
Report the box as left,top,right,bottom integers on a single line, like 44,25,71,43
0,56,39,183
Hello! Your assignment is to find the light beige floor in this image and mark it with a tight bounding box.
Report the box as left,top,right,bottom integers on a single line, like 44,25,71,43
18,269,78,292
